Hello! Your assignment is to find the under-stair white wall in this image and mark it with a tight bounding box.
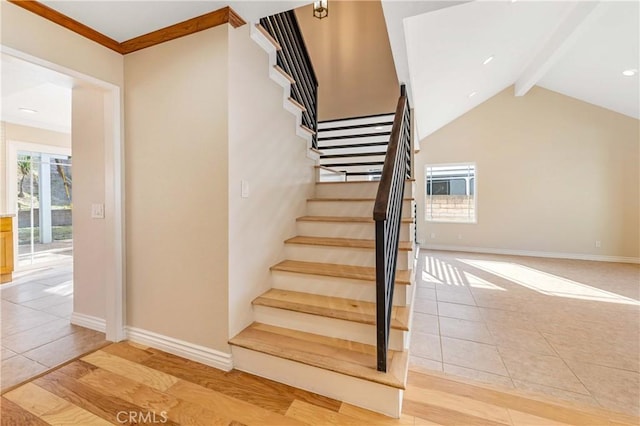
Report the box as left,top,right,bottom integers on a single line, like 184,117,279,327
228,25,315,339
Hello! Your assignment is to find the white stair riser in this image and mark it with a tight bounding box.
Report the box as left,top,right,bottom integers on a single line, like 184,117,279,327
319,125,392,138
271,270,410,306
307,200,413,218
231,347,403,418
283,245,410,270
315,181,413,198
297,221,413,241
253,305,407,351
318,114,395,129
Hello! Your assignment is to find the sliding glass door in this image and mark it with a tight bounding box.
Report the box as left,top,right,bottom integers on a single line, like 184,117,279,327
17,150,73,268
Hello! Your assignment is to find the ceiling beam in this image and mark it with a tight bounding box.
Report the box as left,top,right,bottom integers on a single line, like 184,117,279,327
514,1,609,97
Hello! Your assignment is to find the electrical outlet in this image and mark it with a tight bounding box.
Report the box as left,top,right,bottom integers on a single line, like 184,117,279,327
595,240,601,248
430,232,436,239
458,234,463,240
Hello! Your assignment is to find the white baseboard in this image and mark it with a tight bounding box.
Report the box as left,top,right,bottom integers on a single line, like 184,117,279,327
125,326,233,372
70,312,106,333
421,243,640,264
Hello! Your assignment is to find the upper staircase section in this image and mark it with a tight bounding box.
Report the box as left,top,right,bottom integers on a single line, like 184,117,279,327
259,11,319,149
317,113,395,181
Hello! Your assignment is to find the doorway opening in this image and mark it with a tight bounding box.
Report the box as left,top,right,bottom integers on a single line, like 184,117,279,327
1,48,123,390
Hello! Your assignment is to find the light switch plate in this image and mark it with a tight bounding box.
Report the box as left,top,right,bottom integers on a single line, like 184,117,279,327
241,180,249,198
91,203,105,219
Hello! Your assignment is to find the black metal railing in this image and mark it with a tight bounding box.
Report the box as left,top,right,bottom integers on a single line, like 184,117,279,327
260,10,319,149
317,112,395,180
373,85,411,372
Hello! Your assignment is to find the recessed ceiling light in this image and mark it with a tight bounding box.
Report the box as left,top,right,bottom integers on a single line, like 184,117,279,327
468,91,477,98
19,107,38,114
622,69,638,77
483,56,494,65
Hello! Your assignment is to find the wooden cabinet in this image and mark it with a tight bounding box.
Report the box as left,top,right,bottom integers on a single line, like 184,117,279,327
1,216,14,284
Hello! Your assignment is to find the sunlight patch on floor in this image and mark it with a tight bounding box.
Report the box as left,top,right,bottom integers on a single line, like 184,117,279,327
422,258,505,291
459,259,640,305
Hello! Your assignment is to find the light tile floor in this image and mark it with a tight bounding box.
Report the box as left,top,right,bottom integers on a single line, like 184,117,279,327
409,250,640,416
1,262,107,391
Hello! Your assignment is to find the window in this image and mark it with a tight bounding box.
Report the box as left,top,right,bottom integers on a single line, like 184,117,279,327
426,164,476,223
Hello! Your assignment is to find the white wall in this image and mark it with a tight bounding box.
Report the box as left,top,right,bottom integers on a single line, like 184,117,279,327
416,86,640,261
227,25,315,338
72,87,106,319
124,26,230,352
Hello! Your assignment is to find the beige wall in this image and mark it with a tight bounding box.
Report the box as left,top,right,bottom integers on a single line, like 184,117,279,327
72,87,106,318
295,1,399,120
228,26,315,338
1,122,72,214
416,86,640,260
4,123,71,148
124,26,230,351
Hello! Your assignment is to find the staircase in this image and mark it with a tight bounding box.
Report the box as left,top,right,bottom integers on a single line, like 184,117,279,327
229,179,415,417
237,10,416,418
317,113,396,181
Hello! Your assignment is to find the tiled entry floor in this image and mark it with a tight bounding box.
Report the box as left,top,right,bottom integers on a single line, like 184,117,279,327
410,250,640,417
1,263,107,390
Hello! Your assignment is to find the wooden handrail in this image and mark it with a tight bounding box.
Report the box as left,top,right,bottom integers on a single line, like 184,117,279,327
373,88,408,221
373,84,411,372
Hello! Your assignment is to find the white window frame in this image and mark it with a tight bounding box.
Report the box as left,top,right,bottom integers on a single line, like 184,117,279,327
425,162,477,224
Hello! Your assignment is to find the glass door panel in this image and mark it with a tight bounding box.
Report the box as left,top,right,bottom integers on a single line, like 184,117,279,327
16,151,73,268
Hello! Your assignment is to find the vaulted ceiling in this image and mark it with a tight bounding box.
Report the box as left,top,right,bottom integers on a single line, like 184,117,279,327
2,0,638,141
383,0,639,139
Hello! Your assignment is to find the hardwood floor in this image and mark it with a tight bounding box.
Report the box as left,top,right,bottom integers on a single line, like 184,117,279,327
2,341,638,425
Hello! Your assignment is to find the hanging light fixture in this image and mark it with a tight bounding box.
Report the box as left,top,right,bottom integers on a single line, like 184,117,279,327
313,0,328,19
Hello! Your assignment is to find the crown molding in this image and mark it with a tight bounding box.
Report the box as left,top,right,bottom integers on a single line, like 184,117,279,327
8,0,123,53
8,1,247,56
120,7,246,54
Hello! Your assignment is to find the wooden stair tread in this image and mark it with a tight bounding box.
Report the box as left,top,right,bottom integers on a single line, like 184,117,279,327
285,236,412,251
252,289,409,331
255,24,282,50
229,322,407,389
314,165,346,175
288,97,305,111
300,125,316,135
307,197,414,202
316,179,415,185
297,215,413,223
271,260,411,284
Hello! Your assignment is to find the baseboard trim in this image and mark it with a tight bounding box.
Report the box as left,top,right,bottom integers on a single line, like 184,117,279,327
125,326,233,372
421,244,640,264
70,312,107,333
